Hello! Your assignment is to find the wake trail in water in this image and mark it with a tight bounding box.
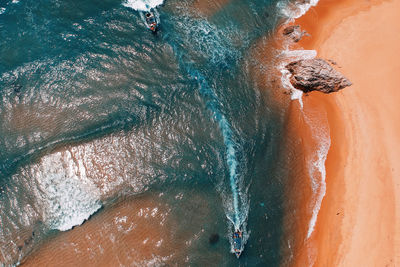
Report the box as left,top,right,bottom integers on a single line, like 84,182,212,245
123,0,164,11
124,0,248,255
189,69,241,228
161,21,248,257
184,64,248,257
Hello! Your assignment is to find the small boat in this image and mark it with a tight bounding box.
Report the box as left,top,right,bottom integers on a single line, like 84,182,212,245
144,10,158,32
233,229,243,258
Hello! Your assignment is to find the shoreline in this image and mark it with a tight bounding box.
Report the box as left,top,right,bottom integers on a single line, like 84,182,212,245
284,0,400,265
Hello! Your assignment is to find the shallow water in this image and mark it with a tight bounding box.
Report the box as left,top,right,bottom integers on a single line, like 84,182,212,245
0,0,310,265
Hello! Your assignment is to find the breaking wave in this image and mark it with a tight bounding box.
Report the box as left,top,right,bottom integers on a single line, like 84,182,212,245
278,49,317,109
277,0,319,19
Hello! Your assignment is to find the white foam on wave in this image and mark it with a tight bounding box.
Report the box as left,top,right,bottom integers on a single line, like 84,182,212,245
275,0,331,241
34,151,102,231
301,109,331,239
123,0,164,11
306,139,330,238
278,49,317,109
277,0,319,19
0,0,20,15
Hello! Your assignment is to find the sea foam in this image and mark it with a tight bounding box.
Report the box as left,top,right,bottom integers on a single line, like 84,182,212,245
278,49,317,109
277,0,319,19
123,0,164,11
300,105,331,239
276,0,331,240
34,151,102,231
306,137,330,238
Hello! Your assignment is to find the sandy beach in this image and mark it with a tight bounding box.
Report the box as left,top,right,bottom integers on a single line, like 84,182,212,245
289,0,400,265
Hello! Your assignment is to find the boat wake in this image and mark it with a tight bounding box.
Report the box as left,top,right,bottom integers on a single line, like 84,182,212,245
124,0,162,32
123,0,164,11
162,14,250,257
187,67,249,257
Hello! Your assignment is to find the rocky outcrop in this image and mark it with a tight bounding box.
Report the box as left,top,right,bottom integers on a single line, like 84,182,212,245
282,25,309,42
286,58,352,93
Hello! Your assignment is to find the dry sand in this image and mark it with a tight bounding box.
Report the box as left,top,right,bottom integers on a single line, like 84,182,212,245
291,0,400,265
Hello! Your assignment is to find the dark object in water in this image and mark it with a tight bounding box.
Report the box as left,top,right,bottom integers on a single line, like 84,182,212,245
144,10,158,32
233,229,243,258
282,25,309,42
286,58,352,93
209,233,219,244
13,84,22,94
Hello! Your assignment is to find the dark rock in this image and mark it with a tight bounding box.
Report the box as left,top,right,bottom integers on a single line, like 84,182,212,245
282,25,309,42
328,59,338,65
283,25,299,35
209,233,219,244
285,58,352,93
296,0,310,4
12,84,22,94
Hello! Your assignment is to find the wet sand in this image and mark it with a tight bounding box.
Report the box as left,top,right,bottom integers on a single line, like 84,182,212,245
20,195,180,266
291,0,400,265
19,189,224,266
192,0,231,16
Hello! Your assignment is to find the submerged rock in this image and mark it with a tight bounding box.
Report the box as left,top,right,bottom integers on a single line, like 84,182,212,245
209,233,219,244
285,58,352,93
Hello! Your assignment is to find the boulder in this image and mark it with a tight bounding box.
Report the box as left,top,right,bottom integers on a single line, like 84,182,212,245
282,25,309,42
285,58,352,93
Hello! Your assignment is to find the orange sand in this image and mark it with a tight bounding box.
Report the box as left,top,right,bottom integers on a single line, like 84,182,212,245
19,190,223,266
20,196,180,266
292,0,400,266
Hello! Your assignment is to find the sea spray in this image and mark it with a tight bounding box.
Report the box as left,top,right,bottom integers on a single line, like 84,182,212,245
306,139,330,238
278,46,331,238
123,0,164,11
34,151,102,231
301,110,330,239
275,8,331,238
278,49,317,109
124,0,163,30
277,0,319,19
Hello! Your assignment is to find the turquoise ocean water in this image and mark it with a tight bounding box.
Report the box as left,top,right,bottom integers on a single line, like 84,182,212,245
0,0,312,265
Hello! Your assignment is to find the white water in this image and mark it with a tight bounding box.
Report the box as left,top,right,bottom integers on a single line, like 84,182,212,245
278,0,319,19
275,0,332,239
33,151,102,231
278,49,317,109
123,0,164,11
297,104,331,239
306,133,330,238
278,48,331,239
